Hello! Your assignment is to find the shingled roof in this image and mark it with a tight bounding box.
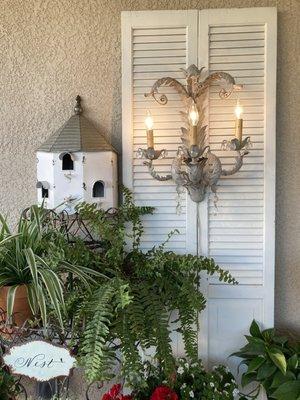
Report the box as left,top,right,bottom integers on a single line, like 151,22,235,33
38,96,117,153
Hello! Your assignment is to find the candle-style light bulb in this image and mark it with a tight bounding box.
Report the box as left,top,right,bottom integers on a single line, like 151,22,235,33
188,102,199,147
234,99,243,142
188,102,199,126
235,100,243,119
145,111,154,131
145,111,154,148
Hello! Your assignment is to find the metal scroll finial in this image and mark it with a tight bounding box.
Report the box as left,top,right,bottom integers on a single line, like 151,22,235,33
74,95,83,115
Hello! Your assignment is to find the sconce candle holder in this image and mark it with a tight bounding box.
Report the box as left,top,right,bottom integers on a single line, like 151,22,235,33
137,64,252,203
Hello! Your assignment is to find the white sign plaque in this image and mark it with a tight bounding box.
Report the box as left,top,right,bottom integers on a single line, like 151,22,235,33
3,340,76,381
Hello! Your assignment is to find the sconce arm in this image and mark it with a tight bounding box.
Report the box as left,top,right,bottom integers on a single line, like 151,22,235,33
144,77,189,105
196,71,240,100
144,160,172,181
221,151,245,176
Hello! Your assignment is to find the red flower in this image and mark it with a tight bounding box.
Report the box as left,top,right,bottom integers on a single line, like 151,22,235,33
102,384,133,400
110,384,122,398
150,386,178,400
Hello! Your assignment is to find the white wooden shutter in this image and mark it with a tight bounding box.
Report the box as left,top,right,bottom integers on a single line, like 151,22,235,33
122,10,198,255
198,8,276,370
122,7,276,370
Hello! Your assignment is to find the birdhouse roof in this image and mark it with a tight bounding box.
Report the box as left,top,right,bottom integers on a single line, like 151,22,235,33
37,96,117,153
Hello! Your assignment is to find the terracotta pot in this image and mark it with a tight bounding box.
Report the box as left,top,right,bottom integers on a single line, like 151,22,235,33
0,284,32,327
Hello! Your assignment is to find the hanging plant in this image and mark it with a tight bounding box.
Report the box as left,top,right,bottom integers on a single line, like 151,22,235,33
66,188,238,383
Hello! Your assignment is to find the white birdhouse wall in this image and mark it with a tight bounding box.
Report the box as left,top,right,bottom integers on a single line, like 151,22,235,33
83,151,118,209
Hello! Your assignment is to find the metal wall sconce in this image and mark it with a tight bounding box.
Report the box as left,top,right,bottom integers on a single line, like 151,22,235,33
137,65,252,203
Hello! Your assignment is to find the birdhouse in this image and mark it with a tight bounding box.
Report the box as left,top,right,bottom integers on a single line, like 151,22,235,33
36,96,118,213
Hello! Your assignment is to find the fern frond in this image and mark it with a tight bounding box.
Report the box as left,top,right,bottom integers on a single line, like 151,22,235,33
80,282,117,382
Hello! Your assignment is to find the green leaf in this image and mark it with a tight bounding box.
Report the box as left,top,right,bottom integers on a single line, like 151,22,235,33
274,335,289,345
267,347,287,375
245,335,265,345
38,269,64,330
27,283,38,315
262,328,275,341
271,381,300,400
287,354,298,371
36,284,47,327
0,234,20,247
250,320,262,338
241,372,257,387
257,362,277,380
248,356,266,373
25,248,39,287
6,285,19,322
271,371,296,389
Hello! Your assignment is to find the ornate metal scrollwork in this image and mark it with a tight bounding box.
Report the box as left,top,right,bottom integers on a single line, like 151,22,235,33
139,64,250,203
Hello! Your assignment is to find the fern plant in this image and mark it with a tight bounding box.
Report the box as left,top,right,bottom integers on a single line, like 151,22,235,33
70,188,237,383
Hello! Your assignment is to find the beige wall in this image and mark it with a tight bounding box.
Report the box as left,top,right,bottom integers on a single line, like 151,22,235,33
0,0,299,337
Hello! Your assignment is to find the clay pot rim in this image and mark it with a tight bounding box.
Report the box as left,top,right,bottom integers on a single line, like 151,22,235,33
0,284,29,296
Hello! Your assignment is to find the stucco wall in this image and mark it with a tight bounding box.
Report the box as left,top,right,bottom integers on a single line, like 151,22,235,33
0,0,299,343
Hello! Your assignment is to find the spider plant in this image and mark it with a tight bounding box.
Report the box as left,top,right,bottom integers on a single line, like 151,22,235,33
0,205,103,330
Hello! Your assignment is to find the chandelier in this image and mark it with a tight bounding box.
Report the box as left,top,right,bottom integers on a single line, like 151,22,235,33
137,65,252,203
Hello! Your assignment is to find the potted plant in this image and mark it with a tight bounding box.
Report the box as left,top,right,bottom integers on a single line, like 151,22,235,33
232,320,300,399
0,205,101,329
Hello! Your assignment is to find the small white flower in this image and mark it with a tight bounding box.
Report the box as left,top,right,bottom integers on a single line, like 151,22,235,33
177,366,184,374
191,373,194,378
181,383,187,389
189,390,194,398
233,388,239,397
210,382,214,388
185,362,189,368
212,365,217,370
191,362,198,368
231,379,236,384
225,383,230,387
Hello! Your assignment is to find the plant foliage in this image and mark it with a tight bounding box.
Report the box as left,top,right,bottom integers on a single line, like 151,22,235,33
0,345,24,400
71,188,237,382
232,320,300,399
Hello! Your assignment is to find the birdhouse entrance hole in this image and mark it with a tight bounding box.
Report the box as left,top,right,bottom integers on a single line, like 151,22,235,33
42,187,49,198
93,181,105,198
62,153,74,170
